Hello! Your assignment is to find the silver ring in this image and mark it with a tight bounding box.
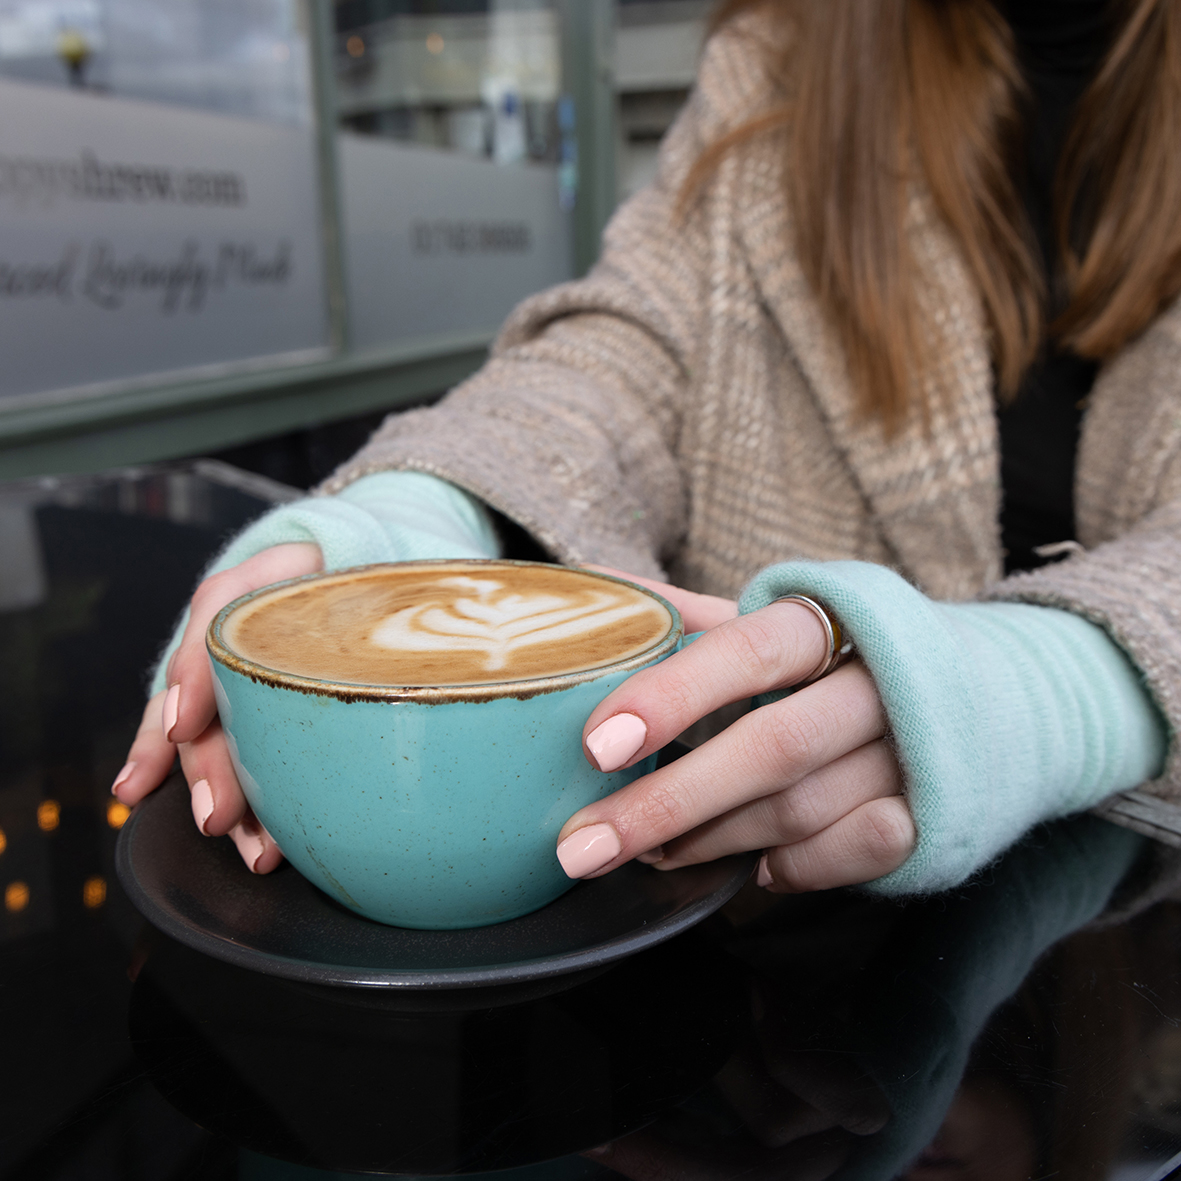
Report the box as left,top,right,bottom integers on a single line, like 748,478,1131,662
770,594,855,687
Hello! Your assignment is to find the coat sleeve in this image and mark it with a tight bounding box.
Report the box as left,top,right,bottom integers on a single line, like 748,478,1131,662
319,26,768,580
983,498,1181,839
978,293,1181,843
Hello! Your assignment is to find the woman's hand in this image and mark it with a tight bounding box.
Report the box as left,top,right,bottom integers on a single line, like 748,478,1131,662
112,542,323,872
559,575,915,891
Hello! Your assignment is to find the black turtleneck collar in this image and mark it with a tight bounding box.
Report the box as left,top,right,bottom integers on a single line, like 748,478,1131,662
992,0,1115,575
996,0,1114,76
996,0,1115,279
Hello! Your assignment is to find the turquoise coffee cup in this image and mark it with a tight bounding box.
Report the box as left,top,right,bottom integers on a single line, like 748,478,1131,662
206,560,683,930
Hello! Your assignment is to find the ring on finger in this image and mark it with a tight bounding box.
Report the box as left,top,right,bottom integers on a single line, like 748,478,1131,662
771,595,855,687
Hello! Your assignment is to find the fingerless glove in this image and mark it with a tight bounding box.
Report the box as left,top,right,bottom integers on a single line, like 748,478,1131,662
740,560,1168,894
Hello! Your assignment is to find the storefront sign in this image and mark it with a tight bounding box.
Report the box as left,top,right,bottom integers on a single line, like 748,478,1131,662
0,77,330,405
339,132,572,351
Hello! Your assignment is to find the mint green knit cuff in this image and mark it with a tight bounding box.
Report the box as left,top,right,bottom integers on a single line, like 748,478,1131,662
149,472,500,697
739,561,1166,895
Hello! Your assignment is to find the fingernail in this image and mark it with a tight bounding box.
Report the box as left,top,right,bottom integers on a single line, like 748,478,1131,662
111,762,136,795
556,823,622,878
161,684,181,741
585,713,647,772
583,1145,611,1159
757,854,773,889
190,779,214,835
229,820,266,873
636,846,664,865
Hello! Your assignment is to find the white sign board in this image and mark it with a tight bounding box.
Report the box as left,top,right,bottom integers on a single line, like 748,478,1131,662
0,77,330,406
339,131,572,351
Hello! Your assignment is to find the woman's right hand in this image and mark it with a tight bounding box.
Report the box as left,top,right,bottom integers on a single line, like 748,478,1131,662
112,542,323,872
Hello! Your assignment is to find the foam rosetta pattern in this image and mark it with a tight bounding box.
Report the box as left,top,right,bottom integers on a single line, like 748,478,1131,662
370,575,658,672
221,561,674,687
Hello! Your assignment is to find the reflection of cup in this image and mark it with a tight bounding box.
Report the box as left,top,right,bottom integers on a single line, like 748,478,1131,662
207,560,682,929
132,929,743,1175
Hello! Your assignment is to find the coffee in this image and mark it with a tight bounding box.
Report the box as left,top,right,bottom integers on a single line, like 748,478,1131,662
208,561,683,926
221,562,673,686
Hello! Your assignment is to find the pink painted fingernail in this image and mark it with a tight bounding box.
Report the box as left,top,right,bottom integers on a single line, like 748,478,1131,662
230,820,266,873
190,779,214,835
556,823,622,878
636,846,665,865
757,854,773,889
585,713,647,772
161,684,181,741
111,762,136,795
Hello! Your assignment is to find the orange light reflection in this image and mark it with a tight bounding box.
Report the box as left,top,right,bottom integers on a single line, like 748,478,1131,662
83,876,107,909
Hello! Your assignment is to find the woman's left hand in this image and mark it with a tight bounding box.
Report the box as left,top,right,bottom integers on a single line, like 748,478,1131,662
562,570,914,891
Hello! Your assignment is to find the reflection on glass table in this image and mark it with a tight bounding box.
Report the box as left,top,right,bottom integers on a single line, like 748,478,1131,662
6,460,1181,1181
580,817,1181,1181
0,459,293,1177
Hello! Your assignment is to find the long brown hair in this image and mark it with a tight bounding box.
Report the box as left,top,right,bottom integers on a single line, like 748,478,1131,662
688,0,1181,432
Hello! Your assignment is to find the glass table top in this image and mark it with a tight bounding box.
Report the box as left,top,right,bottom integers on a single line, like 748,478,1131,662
3,461,1181,1181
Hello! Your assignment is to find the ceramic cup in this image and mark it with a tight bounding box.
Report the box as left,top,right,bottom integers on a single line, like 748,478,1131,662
206,561,683,930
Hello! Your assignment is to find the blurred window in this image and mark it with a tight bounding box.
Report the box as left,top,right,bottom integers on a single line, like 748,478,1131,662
335,0,559,165
615,0,706,201
0,0,329,406
0,1,715,470
334,0,574,352
0,0,312,124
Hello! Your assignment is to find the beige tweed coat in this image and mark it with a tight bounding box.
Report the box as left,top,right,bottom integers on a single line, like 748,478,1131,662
324,21,1181,852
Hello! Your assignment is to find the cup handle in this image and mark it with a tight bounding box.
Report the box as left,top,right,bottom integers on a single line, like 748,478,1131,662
683,630,706,647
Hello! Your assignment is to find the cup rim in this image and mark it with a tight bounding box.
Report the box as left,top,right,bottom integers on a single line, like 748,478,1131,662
207,558,684,703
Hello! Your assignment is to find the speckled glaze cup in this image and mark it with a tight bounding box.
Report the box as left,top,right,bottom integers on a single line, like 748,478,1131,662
206,562,682,930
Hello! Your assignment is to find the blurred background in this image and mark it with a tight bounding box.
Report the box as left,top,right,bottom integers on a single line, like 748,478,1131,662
0,0,708,488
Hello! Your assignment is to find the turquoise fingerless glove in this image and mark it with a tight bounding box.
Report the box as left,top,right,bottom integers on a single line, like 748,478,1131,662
149,471,501,696
739,561,1168,895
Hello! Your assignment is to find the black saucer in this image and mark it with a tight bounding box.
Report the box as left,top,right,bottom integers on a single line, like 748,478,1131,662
117,772,755,989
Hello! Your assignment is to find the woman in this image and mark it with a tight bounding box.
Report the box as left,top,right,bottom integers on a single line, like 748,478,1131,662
115,0,1181,898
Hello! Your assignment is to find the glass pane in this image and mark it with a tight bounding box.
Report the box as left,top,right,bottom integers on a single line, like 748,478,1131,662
336,0,559,164
334,0,574,352
0,0,312,125
0,0,331,406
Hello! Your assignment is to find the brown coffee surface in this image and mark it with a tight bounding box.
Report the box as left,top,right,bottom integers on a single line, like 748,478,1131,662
221,563,674,686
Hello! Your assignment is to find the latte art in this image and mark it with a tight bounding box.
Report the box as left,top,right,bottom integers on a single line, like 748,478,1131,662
370,575,657,672
221,562,674,687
